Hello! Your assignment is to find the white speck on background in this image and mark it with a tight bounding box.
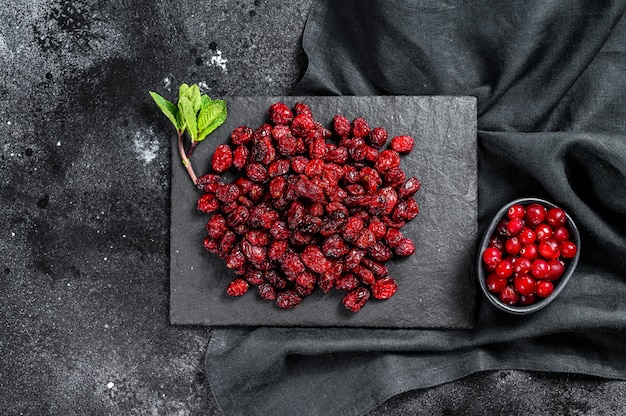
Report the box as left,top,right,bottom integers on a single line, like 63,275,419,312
57,141,61,146
209,50,228,72
132,128,159,165
198,81,209,92
7,121,11,125
11,232,15,237
163,76,172,91
107,382,115,389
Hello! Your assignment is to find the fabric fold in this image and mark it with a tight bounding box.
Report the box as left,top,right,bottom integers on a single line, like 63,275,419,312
206,1,626,415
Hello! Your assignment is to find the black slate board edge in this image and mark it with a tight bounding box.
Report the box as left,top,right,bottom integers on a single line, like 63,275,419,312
170,96,478,329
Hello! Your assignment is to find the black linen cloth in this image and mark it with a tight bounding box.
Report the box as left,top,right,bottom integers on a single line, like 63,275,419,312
205,1,626,415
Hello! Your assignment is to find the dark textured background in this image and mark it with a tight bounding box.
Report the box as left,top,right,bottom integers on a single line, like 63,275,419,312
1,0,624,414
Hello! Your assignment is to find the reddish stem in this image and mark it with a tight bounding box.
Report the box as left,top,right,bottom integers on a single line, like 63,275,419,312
178,131,198,185
186,140,198,159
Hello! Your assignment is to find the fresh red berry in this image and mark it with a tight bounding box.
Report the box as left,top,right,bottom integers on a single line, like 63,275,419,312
518,293,537,306
553,226,570,242
530,259,550,279
482,247,502,268
499,285,519,305
507,204,525,220
538,239,560,260
505,237,522,255
512,256,532,275
525,203,547,226
536,280,554,297
495,259,513,279
514,274,537,297
560,241,578,259
520,244,538,260
486,273,507,293
518,227,536,245
506,218,525,236
546,207,567,228
546,259,565,280
535,223,553,241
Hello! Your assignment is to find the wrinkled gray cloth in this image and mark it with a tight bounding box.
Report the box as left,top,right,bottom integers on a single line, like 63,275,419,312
206,1,626,415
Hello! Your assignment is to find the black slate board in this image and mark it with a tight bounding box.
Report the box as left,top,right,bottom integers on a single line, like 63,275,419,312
170,96,477,328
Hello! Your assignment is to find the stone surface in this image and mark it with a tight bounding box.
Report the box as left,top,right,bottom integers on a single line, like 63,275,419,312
1,0,625,414
170,95,477,328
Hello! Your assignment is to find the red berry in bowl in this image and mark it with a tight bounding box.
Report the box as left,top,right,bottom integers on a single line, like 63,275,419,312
518,227,536,245
530,259,550,279
520,244,538,260
546,259,565,280
553,226,570,242
499,285,519,305
538,239,560,260
512,257,532,275
495,259,513,279
560,241,578,259
507,204,525,220
525,203,547,226
505,237,522,255
482,247,502,268
546,207,567,228
514,274,537,297
536,280,554,298
506,218,525,236
478,198,580,313
486,273,508,293
534,223,553,241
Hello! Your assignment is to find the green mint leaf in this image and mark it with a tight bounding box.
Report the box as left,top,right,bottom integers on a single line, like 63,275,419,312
178,96,198,142
197,99,227,142
178,83,190,101
188,84,202,113
149,91,179,130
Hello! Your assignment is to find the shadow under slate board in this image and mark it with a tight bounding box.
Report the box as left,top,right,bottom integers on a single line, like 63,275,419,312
170,96,477,328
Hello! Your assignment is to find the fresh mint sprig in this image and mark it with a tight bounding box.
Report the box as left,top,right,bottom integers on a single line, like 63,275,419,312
149,83,227,185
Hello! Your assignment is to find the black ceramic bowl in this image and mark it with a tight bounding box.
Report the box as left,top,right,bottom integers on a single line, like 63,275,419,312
477,197,581,315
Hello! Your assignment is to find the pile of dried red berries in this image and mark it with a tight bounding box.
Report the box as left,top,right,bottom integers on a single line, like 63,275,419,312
481,202,578,307
196,101,421,312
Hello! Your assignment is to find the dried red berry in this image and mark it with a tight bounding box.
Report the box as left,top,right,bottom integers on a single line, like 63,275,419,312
368,127,388,149
199,102,421,312
390,135,414,153
375,149,401,172
342,286,370,313
268,102,294,125
275,290,302,309
226,278,249,297
351,117,371,138
371,277,398,299
211,144,233,173
231,126,253,146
